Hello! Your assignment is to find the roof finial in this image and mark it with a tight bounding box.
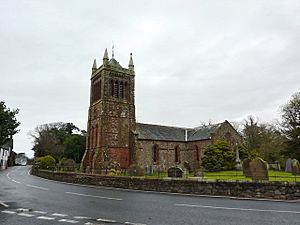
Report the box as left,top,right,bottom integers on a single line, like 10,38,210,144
112,41,115,59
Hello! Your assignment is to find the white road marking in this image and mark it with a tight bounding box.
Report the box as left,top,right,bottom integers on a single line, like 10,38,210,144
58,219,79,223
12,179,21,184
52,213,69,217
84,223,103,225
175,203,300,214
1,210,16,214
0,201,9,208
26,184,49,191
16,208,32,212
6,172,22,184
125,222,147,225
37,216,56,220
18,212,35,217
96,218,117,223
34,210,48,214
65,191,122,201
73,216,92,219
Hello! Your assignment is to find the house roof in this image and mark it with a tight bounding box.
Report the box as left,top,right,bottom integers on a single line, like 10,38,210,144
136,122,222,142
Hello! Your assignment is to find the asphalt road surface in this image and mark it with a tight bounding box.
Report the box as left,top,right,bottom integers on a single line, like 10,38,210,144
1,166,300,225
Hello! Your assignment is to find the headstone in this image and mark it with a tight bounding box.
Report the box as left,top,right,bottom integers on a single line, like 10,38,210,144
249,158,269,181
242,158,252,177
167,167,183,178
183,161,191,173
145,165,153,175
235,149,242,170
291,159,300,175
276,161,281,171
194,169,204,177
127,163,145,176
285,158,292,172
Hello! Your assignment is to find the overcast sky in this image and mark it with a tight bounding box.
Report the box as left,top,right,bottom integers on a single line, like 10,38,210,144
1,0,299,158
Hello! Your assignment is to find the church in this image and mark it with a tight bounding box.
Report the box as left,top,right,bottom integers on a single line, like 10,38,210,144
80,49,241,173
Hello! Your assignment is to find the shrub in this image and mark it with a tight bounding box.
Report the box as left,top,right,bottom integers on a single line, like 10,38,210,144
202,141,235,172
37,155,56,169
108,168,121,176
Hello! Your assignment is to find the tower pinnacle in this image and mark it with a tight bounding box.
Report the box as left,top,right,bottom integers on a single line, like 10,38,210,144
103,48,109,65
92,59,97,72
128,53,134,70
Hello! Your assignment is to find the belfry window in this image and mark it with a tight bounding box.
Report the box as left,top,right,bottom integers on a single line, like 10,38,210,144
110,80,114,97
109,79,128,100
120,82,124,98
124,82,128,100
114,80,119,98
92,79,101,102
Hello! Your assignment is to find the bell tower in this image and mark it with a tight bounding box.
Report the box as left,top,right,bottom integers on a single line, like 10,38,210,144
81,49,136,173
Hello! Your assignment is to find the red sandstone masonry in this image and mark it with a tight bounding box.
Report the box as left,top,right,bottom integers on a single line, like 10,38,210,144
32,169,300,200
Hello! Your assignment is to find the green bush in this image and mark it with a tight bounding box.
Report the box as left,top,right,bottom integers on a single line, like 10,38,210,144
37,155,56,169
202,141,235,172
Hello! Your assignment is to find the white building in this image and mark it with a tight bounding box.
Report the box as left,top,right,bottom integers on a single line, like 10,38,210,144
0,139,13,170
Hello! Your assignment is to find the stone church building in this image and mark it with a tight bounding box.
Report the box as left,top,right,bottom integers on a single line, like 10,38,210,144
81,49,241,173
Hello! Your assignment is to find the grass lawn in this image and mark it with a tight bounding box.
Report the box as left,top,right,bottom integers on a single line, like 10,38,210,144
140,170,300,182
203,170,300,182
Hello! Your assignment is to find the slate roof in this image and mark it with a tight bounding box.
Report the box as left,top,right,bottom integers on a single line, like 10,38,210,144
108,58,123,68
187,123,221,141
136,122,222,142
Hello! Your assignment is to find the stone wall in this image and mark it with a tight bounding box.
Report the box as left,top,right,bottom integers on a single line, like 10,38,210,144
211,121,242,149
136,140,193,171
32,169,300,200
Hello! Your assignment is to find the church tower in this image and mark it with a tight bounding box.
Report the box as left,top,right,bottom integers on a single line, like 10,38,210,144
81,49,136,173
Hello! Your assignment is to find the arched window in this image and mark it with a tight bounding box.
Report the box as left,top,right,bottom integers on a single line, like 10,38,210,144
195,145,199,161
114,80,119,98
175,145,180,163
110,80,114,97
153,144,159,164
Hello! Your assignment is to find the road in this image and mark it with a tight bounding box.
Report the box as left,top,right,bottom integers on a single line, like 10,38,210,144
1,166,300,225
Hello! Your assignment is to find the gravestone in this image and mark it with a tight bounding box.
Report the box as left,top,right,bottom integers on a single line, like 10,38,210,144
285,158,292,172
127,163,145,176
235,149,242,170
249,158,269,181
242,158,252,177
168,167,183,178
291,159,300,175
